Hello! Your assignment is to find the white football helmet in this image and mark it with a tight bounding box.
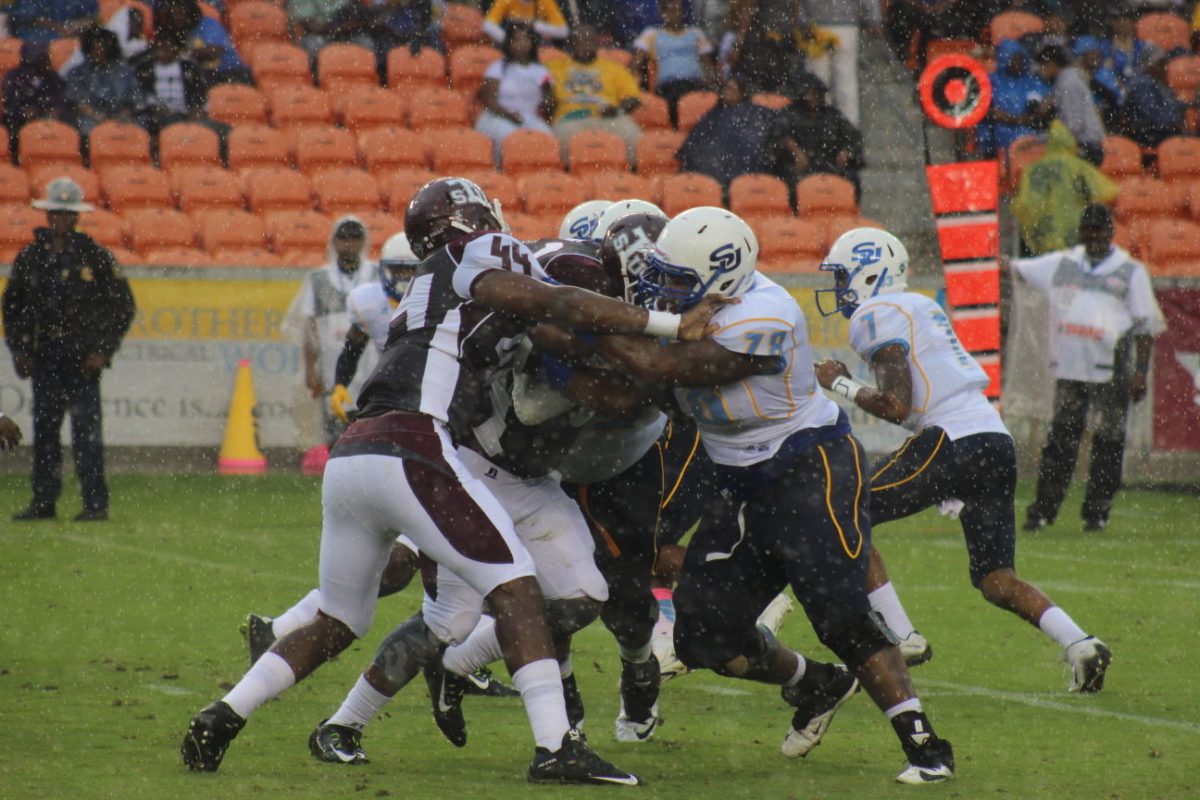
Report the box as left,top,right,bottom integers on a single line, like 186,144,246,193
816,227,909,319
558,199,612,240
379,232,420,301
638,207,758,310
592,198,664,242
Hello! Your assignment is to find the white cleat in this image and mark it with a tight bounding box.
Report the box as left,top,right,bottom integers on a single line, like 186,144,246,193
898,631,933,667
756,593,794,636
1066,636,1112,693
614,702,661,742
780,668,859,758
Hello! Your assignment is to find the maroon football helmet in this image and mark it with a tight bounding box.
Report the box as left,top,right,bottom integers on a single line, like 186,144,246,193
405,177,504,259
599,211,668,303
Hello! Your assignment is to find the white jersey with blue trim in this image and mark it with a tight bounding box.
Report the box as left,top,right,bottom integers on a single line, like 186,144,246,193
849,292,1008,440
346,281,401,353
674,274,841,467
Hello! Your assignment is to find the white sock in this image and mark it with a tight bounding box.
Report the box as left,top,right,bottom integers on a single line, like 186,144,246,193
618,639,653,664
884,697,923,720
327,674,393,730
443,616,503,677
512,658,570,750
868,582,916,639
559,654,573,680
784,652,808,687
1038,606,1088,649
221,652,296,719
272,589,321,639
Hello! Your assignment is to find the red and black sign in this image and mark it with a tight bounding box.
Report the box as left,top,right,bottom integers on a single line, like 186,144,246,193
919,55,992,129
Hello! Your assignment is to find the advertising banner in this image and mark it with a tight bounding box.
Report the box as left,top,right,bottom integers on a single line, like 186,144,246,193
1151,288,1200,452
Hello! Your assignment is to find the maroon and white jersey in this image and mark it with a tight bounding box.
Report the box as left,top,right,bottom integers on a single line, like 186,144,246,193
356,231,547,440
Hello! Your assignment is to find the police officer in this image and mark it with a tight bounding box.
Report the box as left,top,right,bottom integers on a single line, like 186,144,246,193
3,178,135,522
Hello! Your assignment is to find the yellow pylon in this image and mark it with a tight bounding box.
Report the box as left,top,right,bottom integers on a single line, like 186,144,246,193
218,358,267,475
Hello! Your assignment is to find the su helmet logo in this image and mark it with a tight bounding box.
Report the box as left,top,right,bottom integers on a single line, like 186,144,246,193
709,243,742,273
851,242,883,267
569,215,597,239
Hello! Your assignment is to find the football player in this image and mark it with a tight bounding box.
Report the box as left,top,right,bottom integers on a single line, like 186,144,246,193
587,207,955,784
181,177,723,785
558,199,612,240
813,228,1112,694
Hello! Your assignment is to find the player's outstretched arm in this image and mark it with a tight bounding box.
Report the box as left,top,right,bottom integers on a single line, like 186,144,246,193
472,270,731,341
594,335,781,387
815,343,912,424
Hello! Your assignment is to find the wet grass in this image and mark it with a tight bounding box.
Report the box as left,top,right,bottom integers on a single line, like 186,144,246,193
1,473,1197,799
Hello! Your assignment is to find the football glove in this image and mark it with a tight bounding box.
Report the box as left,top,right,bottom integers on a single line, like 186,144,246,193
330,384,354,423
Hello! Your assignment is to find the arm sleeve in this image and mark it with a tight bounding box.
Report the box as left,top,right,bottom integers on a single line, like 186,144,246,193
849,304,911,361
1,255,31,358
335,332,369,387
536,0,567,26
484,0,510,24
696,28,715,55
454,232,548,299
96,248,136,356
1127,265,1167,336
1012,253,1061,293
633,28,655,53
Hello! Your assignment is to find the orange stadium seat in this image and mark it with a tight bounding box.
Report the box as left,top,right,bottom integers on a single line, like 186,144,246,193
197,208,267,252
1144,217,1200,276
925,39,982,63
0,38,22,72
49,38,79,73
159,122,222,171
318,43,378,89
429,128,493,173
176,166,245,213
227,125,290,170
31,165,100,203
141,247,215,266
1166,55,1200,102
270,84,333,128
356,209,404,257
207,84,269,125
1115,176,1185,221
501,130,563,176
588,172,659,205
75,208,129,250
407,87,470,130
755,217,827,273
989,11,1044,44
449,44,502,96
358,128,428,176
795,173,857,218
635,130,683,175
0,128,9,163
632,93,670,131
251,42,313,89
340,87,406,135
293,127,358,173
676,91,717,132
459,170,520,212
751,93,791,110
1158,136,1200,181
0,206,44,262
213,248,284,267
87,121,151,173
729,173,791,222
502,211,541,240
567,130,628,175
18,120,82,170
518,173,586,216
1100,135,1144,179
0,165,31,206
824,214,881,247
660,172,722,215
102,165,171,212
311,168,381,213
126,208,197,251
441,3,487,50
228,1,288,47
1137,12,1190,52
243,166,313,213
387,47,447,91
266,209,332,259
382,168,437,212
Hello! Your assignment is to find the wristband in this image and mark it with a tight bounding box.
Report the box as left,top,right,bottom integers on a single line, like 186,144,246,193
830,375,869,401
644,310,681,340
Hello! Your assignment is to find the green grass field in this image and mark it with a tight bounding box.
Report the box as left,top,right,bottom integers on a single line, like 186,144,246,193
1,473,1197,800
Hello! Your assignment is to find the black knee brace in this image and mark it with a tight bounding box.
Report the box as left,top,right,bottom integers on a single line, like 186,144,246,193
600,591,657,651
371,612,442,688
545,597,603,638
817,611,897,672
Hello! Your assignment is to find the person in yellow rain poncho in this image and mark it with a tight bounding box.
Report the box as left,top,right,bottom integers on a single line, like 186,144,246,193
1013,120,1118,255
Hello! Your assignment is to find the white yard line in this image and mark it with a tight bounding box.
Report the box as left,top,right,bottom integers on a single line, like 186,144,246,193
917,678,1200,734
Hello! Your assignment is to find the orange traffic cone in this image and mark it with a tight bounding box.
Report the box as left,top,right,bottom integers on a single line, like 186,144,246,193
218,358,267,475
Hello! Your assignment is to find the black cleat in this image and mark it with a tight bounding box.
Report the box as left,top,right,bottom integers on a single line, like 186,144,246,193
463,666,520,697
528,729,642,786
73,508,108,522
896,736,955,784
309,720,369,765
562,672,586,730
615,657,661,742
240,613,276,666
12,505,55,521
424,658,468,747
181,701,246,772
1022,510,1050,532
1082,518,1108,533
780,665,859,758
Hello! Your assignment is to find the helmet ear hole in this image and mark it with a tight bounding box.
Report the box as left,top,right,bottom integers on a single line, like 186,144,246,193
864,274,877,285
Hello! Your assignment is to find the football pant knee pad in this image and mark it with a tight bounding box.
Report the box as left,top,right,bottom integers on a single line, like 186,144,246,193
372,612,442,688
545,597,603,638
600,591,658,651
817,611,896,672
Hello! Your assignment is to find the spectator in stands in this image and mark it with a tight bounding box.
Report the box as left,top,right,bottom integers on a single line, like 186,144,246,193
1012,120,1118,255
1108,6,1148,89
1034,43,1106,165
154,0,253,85
773,71,864,197
476,21,556,162
7,0,97,46
287,0,376,60
695,0,732,44
483,0,569,44
133,29,232,161
58,6,152,74
676,73,782,189
577,0,663,48
798,0,884,127
1073,35,1121,127
64,27,144,139
547,24,643,162
981,39,1049,158
2,41,67,142
631,0,717,128
885,0,997,69
723,0,801,93
1117,45,1184,147
370,0,440,58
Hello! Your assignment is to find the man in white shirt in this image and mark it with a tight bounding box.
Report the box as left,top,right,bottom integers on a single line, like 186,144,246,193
1011,204,1166,532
